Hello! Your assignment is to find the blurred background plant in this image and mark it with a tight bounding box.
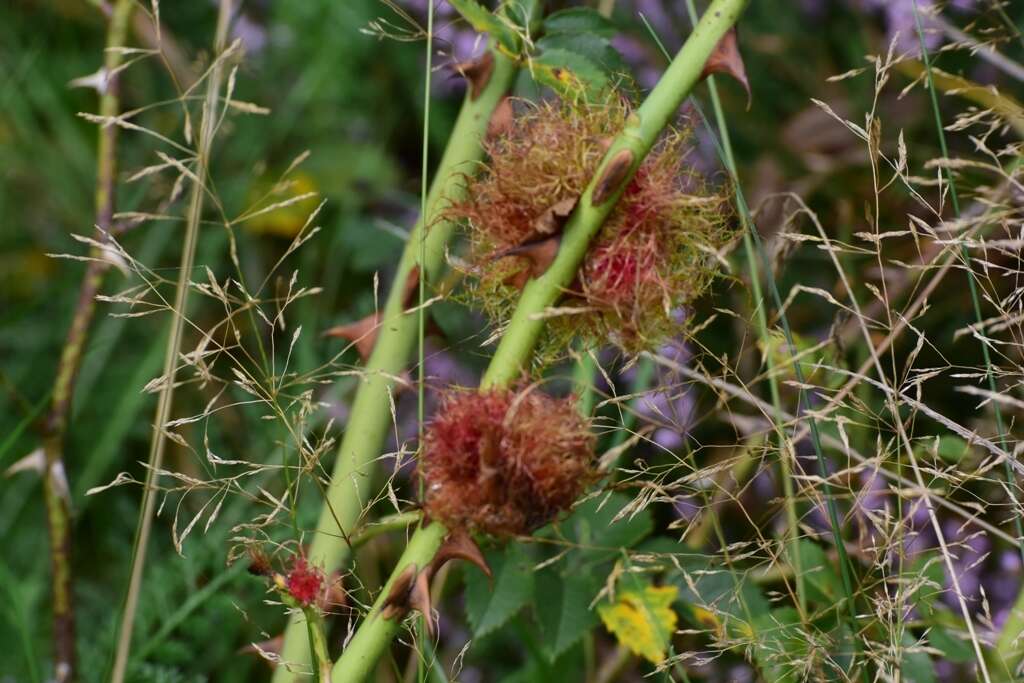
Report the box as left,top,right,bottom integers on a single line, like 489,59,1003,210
2,1,1024,682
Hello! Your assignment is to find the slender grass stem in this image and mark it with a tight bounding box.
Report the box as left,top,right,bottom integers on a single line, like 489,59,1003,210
330,3,748,679
911,0,1024,566
911,2,1024,676
673,0,874,671
108,3,233,680
37,2,135,679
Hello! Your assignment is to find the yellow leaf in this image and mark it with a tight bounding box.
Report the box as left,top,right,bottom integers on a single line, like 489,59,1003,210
597,584,678,664
243,172,319,238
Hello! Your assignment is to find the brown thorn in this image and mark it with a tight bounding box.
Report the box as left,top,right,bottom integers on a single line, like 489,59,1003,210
409,569,436,638
324,313,380,363
591,149,635,206
428,530,491,581
487,96,514,140
496,235,562,290
323,265,421,363
381,564,418,621
390,370,415,398
453,51,495,100
401,265,421,309
533,197,577,236
701,27,751,109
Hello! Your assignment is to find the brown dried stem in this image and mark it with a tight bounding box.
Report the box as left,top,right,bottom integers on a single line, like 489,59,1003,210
39,2,134,679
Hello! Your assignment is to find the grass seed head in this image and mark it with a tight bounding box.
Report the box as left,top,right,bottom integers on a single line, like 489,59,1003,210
420,386,596,537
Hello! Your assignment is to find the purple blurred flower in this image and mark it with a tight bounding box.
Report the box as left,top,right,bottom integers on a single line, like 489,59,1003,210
938,520,989,607
852,0,977,54
632,338,695,451
407,0,487,95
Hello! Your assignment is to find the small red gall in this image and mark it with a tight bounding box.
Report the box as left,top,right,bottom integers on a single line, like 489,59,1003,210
286,556,324,607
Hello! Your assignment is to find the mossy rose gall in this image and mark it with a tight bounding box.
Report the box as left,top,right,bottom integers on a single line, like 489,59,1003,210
420,386,596,537
449,97,736,354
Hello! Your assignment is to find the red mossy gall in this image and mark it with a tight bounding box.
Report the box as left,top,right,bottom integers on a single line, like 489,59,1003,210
286,556,324,607
420,387,596,537
447,97,735,354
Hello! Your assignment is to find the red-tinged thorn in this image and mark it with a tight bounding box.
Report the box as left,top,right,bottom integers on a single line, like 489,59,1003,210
321,571,348,611
497,236,562,290
409,569,436,638
701,27,751,109
323,313,380,363
428,530,492,581
381,564,418,621
453,51,495,100
487,96,514,140
591,149,636,206
402,265,421,309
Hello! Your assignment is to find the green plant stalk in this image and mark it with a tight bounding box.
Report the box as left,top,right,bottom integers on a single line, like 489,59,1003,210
38,2,135,679
572,348,597,417
108,2,233,681
272,47,518,681
331,2,748,679
303,606,333,682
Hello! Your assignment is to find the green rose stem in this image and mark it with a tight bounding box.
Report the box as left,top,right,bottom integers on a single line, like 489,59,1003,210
271,46,519,680
330,1,748,680
38,1,134,680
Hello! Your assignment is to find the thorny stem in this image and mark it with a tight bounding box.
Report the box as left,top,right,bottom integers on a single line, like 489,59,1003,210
108,2,234,681
331,2,748,680
272,44,521,682
330,522,448,682
39,1,134,680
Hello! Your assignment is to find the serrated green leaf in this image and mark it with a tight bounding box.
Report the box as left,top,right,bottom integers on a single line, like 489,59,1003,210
558,492,654,565
936,435,970,463
464,544,535,637
905,552,946,618
534,567,601,662
532,48,608,100
671,564,805,682
749,607,805,683
448,0,519,52
542,7,617,38
537,34,628,76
